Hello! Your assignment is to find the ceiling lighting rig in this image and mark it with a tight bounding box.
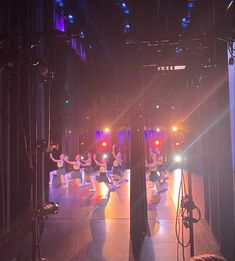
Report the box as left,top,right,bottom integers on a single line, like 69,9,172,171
114,1,131,33
180,0,197,29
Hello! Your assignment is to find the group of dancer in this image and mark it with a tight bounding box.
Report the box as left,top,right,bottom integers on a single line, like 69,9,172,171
49,144,128,192
49,144,168,195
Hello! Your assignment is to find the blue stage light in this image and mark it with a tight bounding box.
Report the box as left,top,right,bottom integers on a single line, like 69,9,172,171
124,23,130,32
68,14,74,23
121,2,127,9
181,17,189,27
124,8,130,14
187,2,194,8
55,0,64,7
176,46,183,54
79,31,85,39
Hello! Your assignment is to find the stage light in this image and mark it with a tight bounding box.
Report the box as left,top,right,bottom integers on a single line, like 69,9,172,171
181,17,190,27
68,130,72,134
81,156,84,160
104,127,110,133
174,155,182,163
80,142,84,145
175,142,180,147
156,128,160,132
155,140,160,146
176,46,182,55
124,8,130,14
42,201,59,215
55,0,64,7
67,14,74,23
79,31,85,39
156,105,160,109
187,2,194,8
121,2,127,9
65,99,69,104
172,126,178,132
102,154,108,159
124,23,130,32
102,141,107,147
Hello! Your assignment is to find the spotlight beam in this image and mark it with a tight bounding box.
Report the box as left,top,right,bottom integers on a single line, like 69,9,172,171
182,74,227,122
182,106,229,157
166,106,229,172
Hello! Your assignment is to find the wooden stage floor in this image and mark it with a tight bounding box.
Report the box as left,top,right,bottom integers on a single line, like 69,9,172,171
40,170,220,261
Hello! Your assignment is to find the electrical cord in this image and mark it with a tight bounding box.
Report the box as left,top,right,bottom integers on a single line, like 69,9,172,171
175,169,187,261
175,169,201,261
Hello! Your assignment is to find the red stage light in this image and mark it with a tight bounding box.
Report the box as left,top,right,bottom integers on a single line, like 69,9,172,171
102,141,107,147
175,142,180,147
155,140,160,146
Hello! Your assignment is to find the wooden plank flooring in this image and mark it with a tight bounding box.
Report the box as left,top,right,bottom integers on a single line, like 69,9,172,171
40,169,220,261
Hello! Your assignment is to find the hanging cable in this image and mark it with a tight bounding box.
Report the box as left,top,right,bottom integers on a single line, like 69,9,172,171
175,168,201,261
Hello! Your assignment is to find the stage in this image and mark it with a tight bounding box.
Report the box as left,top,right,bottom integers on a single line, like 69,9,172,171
39,170,220,261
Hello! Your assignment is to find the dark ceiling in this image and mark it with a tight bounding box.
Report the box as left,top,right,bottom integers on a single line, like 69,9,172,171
57,0,234,129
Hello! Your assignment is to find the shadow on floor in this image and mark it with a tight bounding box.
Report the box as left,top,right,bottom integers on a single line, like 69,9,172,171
69,192,110,261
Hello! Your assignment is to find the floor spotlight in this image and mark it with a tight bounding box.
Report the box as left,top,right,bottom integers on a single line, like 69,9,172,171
42,201,59,215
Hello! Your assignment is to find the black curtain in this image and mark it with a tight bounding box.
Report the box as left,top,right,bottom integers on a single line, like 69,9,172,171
200,40,234,261
0,0,50,257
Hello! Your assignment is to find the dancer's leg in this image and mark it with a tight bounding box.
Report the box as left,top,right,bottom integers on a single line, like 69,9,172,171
49,170,57,184
64,172,72,188
89,175,96,192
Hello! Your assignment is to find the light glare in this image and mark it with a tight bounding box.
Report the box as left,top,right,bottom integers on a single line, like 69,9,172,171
174,155,182,163
102,154,108,159
102,141,107,147
172,125,178,132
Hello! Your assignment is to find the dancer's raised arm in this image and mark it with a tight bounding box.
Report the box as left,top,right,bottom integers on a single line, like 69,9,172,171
112,144,118,160
50,153,60,163
93,154,103,167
